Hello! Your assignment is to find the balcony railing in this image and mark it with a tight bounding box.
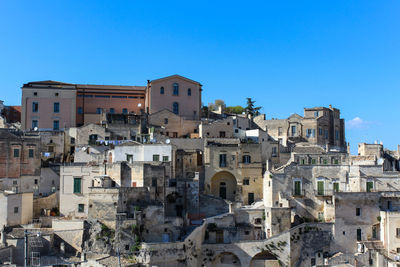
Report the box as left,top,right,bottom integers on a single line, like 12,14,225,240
314,189,334,196
292,189,306,197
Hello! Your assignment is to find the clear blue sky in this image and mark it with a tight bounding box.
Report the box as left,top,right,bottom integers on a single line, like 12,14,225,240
1,1,399,154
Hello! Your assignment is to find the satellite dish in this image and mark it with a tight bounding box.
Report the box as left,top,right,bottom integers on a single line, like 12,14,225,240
34,127,38,131
138,103,142,107
82,147,87,152
165,139,170,144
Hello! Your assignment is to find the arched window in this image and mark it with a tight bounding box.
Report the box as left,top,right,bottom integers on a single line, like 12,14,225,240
173,83,179,96
160,87,164,94
172,102,179,114
187,88,191,96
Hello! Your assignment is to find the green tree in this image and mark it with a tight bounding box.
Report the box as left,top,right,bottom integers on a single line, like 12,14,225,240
245,98,261,117
225,105,244,114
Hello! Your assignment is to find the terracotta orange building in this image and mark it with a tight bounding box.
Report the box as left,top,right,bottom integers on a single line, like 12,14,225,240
21,75,202,130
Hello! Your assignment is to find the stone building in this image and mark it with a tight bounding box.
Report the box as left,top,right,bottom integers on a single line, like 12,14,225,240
145,74,202,120
21,74,203,130
254,105,346,150
204,138,264,205
148,109,200,138
0,191,33,227
21,80,77,130
0,130,41,191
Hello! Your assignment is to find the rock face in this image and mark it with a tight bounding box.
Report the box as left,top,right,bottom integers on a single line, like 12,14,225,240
83,219,115,255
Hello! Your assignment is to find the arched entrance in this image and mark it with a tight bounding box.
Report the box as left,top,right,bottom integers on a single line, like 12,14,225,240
212,252,241,267
210,171,237,201
250,251,279,267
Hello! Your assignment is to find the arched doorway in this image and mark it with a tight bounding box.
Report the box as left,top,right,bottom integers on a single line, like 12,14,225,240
212,252,241,267
250,251,279,267
210,171,237,201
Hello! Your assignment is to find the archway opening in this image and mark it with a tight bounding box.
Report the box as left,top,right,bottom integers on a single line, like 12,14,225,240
210,171,237,201
212,252,241,267
250,251,279,267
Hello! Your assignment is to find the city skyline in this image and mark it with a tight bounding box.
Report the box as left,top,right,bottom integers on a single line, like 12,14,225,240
1,0,400,153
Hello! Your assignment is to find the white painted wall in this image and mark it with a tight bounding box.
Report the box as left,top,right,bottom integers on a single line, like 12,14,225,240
111,143,172,163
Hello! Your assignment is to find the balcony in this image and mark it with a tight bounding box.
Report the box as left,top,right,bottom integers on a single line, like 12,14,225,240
314,189,334,197
292,189,306,197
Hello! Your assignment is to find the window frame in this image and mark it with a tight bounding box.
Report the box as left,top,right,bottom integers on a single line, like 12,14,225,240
54,102,60,113
73,177,82,194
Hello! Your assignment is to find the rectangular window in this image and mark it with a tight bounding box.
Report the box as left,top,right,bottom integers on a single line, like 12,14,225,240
243,155,251,164
291,125,296,136
14,207,18,214
13,148,19,158
32,102,38,113
54,102,60,113
324,129,329,139
366,181,373,192
122,108,128,114
70,137,75,144
153,154,160,161
314,111,319,117
96,108,102,114
317,181,324,195
248,193,254,205
312,128,315,137
152,178,157,187
396,228,400,238
278,127,283,136
126,154,133,162
78,204,84,213
219,154,227,167
272,147,277,157
294,180,302,196
53,120,59,130
335,130,339,140
164,118,168,124
32,120,38,129
306,128,312,137
243,179,250,185
109,108,115,114
34,179,38,185
219,131,226,138
323,159,328,164
162,156,169,162
318,128,323,136
334,159,339,164
73,178,82,194
356,208,361,216
77,107,83,114
333,182,339,192
29,149,34,158
311,159,316,164
357,229,362,241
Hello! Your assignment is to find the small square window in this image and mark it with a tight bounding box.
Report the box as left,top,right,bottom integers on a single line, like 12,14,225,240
162,156,169,162
13,149,20,158
153,154,160,161
78,204,84,213
243,179,250,185
33,92,37,96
